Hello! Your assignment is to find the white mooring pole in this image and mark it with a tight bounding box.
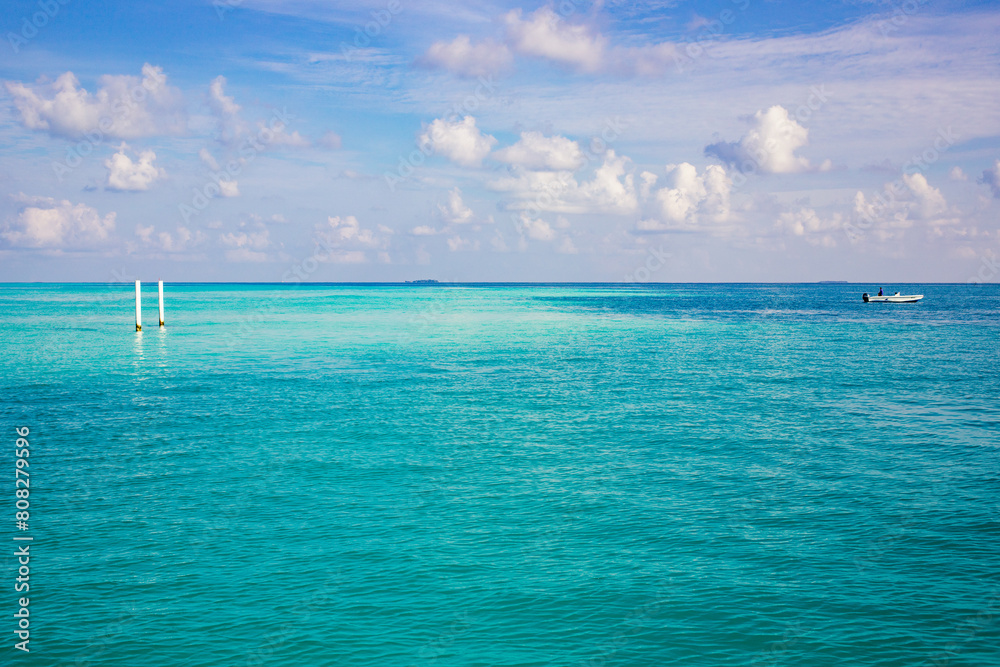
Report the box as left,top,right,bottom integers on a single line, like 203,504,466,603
158,280,165,327
135,280,142,331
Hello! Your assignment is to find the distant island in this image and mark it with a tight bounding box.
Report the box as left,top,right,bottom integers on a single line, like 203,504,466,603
817,281,848,284
404,279,439,284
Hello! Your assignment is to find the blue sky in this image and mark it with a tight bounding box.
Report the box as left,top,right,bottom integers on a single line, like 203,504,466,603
2,0,999,282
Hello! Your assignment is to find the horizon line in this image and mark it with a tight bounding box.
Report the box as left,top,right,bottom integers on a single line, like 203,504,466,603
0,281,989,286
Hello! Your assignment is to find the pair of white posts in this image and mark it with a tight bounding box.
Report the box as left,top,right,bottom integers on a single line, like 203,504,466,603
134,280,165,331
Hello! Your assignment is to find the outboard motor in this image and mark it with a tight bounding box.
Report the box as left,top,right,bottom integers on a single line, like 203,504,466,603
862,292,870,302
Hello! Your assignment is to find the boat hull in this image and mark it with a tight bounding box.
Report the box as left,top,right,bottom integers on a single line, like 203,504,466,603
862,294,923,303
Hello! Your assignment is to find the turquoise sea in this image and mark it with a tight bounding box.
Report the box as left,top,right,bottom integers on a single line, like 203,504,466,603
1,282,999,666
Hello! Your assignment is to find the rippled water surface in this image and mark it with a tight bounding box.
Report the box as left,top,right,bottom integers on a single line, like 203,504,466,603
1,283,998,666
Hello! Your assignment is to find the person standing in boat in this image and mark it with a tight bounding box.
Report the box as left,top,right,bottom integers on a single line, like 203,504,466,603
878,287,883,296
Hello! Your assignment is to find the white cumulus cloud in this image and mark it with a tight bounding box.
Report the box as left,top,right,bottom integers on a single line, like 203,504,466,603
903,173,947,218
2,195,116,248
556,236,578,254
419,116,496,167
218,179,240,197
105,143,165,191
851,174,948,241
318,215,379,246
5,64,185,139
515,212,556,241
775,208,843,247
489,168,579,211
503,7,606,73
438,188,474,224
489,151,637,215
577,151,638,215
421,8,679,78
134,224,206,253
493,131,585,171
220,227,272,262
705,106,828,174
639,163,731,230
314,215,392,263
851,189,913,242
446,235,480,251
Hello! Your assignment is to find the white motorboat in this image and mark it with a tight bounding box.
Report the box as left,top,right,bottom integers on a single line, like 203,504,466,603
862,292,923,303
